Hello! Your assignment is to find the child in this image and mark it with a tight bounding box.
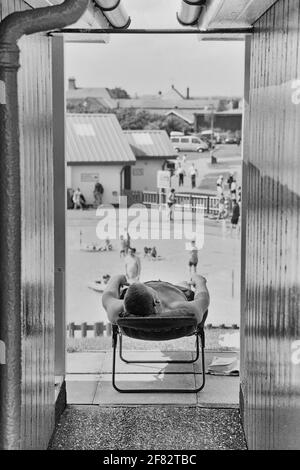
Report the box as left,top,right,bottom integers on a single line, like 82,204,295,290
151,247,157,261
167,189,176,221
188,240,199,275
120,235,126,258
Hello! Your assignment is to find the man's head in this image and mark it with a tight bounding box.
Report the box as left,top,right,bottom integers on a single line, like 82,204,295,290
124,283,161,317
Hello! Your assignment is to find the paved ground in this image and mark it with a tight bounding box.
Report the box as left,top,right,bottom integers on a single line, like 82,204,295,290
49,406,247,450
171,144,242,194
65,350,240,407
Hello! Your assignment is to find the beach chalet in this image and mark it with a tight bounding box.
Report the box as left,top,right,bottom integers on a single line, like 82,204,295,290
66,113,136,205
124,130,177,192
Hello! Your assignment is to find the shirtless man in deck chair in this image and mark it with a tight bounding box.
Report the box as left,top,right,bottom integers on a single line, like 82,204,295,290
102,274,210,326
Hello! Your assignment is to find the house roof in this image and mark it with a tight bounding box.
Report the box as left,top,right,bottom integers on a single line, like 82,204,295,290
116,97,221,110
67,88,116,109
66,114,136,164
194,108,243,116
165,110,195,125
124,130,177,158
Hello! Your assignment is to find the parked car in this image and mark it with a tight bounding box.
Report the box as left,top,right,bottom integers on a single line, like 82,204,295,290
170,135,209,153
225,136,237,144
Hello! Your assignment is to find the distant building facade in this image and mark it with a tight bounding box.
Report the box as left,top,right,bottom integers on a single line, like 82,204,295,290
66,78,242,131
124,130,177,193
66,114,136,205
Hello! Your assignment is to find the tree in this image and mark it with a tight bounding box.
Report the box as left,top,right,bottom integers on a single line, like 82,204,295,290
108,87,130,99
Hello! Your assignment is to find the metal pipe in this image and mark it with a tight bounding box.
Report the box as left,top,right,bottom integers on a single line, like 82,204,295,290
94,0,131,29
50,27,253,35
177,0,206,27
0,0,89,450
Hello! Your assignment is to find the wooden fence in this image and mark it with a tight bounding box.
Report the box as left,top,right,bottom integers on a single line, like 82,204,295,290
67,322,239,338
67,322,112,338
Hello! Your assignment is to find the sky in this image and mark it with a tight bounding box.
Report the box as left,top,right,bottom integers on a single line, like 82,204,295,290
65,0,245,97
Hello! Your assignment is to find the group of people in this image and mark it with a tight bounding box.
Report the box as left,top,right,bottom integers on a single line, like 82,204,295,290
71,182,104,210
176,159,198,189
216,174,241,232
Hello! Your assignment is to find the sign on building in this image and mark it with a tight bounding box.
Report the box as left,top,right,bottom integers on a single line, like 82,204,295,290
81,173,99,183
133,168,144,176
157,170,171,189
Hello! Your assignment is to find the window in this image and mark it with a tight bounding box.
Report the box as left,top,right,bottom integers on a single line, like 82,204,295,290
192,139,200,144
181,138,189,143
171,138,179,143
133,168,144,176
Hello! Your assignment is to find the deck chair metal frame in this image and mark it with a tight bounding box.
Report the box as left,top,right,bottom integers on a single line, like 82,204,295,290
111,312,207,394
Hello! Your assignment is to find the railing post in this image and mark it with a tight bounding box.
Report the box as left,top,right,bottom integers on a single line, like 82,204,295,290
81,322,87,338
69,322,75,338
106,323,112,336
94,322,104,337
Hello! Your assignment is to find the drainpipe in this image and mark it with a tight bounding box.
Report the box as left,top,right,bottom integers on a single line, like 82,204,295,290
0,0,89,450
177,0,206,27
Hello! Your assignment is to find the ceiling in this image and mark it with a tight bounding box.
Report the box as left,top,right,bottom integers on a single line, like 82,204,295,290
198,0,278,29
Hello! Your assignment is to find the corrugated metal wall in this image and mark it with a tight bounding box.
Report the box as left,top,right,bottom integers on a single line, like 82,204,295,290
241,0,300,450
0,1,55,449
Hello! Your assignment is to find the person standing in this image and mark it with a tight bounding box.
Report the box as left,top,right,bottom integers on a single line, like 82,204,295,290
238,186,242,203
167,189,176,221
231,200,240,234
216,176,224,198
125,248,141,284
124,230,131,255
231,178,237,199
73,188,83,210
189,164,198,189
218,197,226,220
177,163,185,187
119,235,126,258
227,174,234,191
188,240,199,275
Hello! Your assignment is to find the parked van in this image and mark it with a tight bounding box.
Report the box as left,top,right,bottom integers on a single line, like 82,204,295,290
170,135,209,153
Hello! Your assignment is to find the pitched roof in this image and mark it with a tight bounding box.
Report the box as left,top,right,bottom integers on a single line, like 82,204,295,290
67,88,117,109
165,110,195,125
116,98,221,110
124,130,177,158
66,114,136,164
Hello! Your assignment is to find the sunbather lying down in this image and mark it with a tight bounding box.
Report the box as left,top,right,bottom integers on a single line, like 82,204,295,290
102,274,210,326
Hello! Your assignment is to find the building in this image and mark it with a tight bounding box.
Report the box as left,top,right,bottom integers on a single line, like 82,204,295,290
124,130,177,192
66,78,242,129
1,0,300,452
195,108,243,134
66,114,136,205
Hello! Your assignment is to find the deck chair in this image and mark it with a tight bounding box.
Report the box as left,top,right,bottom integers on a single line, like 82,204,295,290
111,311,208,393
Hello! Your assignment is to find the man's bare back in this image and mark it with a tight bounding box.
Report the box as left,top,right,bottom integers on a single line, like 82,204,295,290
102,275,210,326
